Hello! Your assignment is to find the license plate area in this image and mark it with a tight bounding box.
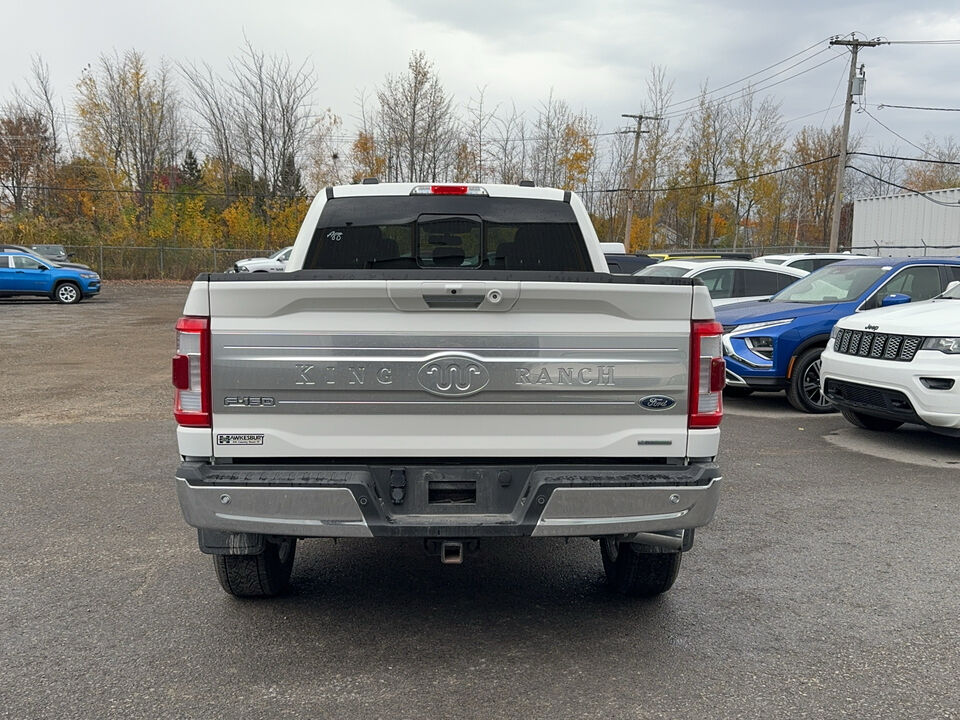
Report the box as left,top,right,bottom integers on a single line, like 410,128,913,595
428,480,477,505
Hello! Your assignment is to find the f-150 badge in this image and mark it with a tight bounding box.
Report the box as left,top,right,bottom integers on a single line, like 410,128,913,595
418,354,490,397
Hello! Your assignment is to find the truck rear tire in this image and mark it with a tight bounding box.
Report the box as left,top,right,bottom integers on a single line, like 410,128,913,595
600,538,681,597
213,537,297,598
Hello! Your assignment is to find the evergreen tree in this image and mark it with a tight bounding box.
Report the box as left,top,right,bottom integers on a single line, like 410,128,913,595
180,149,203,188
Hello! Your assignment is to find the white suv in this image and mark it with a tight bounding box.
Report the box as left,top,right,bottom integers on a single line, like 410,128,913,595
635,259,806,306
232,246,293,273
821,280,960,435
753,252,864,273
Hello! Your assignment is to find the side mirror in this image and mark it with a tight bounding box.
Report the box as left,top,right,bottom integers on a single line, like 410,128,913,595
880,293,911,307
945,280,959,294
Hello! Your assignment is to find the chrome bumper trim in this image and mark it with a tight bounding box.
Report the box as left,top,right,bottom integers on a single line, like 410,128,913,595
725,369,748,386
175,479,373,537
531,478,721,537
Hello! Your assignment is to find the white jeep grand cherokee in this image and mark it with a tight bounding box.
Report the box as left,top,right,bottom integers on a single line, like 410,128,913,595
821,280,960,435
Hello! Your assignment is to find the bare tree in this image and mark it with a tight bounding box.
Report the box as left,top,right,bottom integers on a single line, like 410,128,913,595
228,40,317,197
376,51,457,182
530,90,572,187
180,59,238,196
463,86,498,182
0,103,53,214
489,102,527,184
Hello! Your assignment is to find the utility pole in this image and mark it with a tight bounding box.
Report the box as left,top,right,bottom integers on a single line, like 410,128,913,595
828,36,883,252
621,114,659,250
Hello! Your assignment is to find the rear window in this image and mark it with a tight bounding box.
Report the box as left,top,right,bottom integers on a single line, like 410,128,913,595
303,195,591,272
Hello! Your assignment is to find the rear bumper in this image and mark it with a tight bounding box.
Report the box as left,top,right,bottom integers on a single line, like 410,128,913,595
175,460,721,539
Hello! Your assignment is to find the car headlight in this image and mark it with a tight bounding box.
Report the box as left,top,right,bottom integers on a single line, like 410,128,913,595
727,318,795,335
744,336,774,359
80,272,99,279
236,265,249,272
921,337,960,354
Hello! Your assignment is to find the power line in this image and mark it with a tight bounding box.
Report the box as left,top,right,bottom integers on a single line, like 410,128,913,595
662,38,833,111
884,39,960,45
659,52,847,121
850,151,960,166
859,106,930,156
581,154,839,195
877,103,960,112
847,165,960,206
782,104,844,125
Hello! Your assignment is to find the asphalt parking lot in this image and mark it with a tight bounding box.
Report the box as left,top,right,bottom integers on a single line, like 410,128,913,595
2,284,959,719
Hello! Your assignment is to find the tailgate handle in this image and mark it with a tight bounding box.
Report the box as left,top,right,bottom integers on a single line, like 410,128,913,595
422,293,485,308
387,281,520,311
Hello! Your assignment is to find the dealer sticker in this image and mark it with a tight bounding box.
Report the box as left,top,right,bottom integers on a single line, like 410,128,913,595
217,434,264,446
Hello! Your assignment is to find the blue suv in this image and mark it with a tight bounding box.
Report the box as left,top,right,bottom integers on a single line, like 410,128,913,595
716,257,960,413
0,251,101,304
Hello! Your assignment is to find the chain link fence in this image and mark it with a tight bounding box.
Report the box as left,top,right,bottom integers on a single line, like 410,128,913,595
63,245,265,280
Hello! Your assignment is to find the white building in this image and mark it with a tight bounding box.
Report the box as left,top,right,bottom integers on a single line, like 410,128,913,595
852,187,960,256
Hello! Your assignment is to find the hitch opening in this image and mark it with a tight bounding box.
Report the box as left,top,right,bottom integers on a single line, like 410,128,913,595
440,541,464,565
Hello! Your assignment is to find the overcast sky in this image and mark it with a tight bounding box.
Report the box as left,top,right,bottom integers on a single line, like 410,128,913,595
3,0,959,157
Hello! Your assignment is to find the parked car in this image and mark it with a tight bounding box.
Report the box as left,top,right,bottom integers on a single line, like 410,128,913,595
634,259,807,306
753,252,865,273
648,251,753,261
30,244,71,263
717,257,960,412
0,251,101,304
0,244,91,270
604,252,658,274
232,246,293,273
821,280,960,436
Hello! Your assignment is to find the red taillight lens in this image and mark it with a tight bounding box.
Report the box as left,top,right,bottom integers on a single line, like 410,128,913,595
173,316,211,427
431,184,468,195
689,320,724,429
410,184,488,196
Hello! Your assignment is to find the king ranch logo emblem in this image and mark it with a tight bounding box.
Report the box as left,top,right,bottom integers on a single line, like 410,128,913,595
417,354,490,397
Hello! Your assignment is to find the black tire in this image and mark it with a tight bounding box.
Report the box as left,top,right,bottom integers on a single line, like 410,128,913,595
213,537,297,598
786,347,835,414
840,406,903,432
600,537,681,597
54,282,82,304
724,387,754,398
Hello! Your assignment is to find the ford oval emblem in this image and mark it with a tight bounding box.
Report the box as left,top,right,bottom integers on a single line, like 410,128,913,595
418,354,490,397
638,395,677,411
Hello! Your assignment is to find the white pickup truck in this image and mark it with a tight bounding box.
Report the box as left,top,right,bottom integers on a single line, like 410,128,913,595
172,182,724,598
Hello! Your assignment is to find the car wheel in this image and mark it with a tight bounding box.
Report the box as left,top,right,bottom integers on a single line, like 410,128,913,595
213,537,297,598
840,407,903,432
786,347,835,414
54,282,82,304
600,537,681,597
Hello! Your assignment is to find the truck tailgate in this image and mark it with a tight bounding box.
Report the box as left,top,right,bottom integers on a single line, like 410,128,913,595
205,277,698,459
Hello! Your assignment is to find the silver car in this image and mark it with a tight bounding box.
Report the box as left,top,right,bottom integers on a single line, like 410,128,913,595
232,246,293,273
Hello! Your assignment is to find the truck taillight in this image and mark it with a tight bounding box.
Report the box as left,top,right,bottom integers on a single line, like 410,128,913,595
689,320,725,429
173,316,211,427
409,184,489,196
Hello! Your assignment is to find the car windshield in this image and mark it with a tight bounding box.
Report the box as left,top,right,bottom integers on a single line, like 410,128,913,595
33,245,64,254
634,264,690,278
269,247,292,260
772,264,887,304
